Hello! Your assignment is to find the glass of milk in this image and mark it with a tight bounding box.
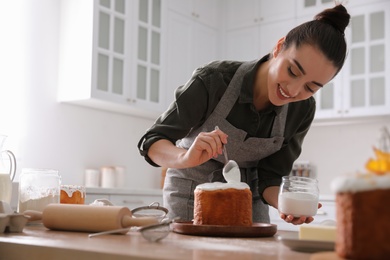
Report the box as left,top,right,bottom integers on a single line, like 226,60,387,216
278,176,319,217
0,135,16,204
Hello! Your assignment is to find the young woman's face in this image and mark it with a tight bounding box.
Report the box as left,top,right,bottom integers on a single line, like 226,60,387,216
267,39,337,106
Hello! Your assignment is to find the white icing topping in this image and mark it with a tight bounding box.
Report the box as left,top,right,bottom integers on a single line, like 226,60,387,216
331,173,390,193
61,185,86,198
195,182,249,191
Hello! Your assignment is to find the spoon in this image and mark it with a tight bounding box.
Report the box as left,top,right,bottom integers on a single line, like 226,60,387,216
223,160,240,183
215,126,240,183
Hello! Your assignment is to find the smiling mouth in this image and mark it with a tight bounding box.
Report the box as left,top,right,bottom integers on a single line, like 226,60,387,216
278,85,292,98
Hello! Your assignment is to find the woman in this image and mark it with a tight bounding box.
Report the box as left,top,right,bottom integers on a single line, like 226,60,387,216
138,4,350,225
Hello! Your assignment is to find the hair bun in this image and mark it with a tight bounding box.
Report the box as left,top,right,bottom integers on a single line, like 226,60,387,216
315,4,350,34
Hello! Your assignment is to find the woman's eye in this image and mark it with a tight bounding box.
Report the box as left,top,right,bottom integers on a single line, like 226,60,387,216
288,67,297,77
305,85,314,93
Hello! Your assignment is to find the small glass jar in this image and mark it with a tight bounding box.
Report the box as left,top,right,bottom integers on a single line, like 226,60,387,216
278,176,319,217
60,185,86,204
18,168,61,213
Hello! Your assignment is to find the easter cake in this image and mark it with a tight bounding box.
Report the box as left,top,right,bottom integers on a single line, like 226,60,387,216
331,143,390,259
193,181,252,226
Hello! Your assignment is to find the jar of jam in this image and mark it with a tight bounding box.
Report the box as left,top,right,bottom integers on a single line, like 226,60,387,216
60,185,86,204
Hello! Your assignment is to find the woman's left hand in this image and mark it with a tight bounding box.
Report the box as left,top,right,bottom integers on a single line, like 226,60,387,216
280,202,322,225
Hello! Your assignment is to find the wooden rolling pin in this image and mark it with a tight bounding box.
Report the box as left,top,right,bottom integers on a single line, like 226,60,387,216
24,204,159,232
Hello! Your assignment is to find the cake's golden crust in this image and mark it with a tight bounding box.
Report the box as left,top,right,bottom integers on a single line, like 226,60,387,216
193,188,252,226
336,189,390,259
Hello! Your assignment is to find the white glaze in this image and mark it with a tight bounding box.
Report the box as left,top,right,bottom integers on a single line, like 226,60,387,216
61,185,86,197
222,160,240,183
195,182,249,191
331,173,390,193
278,192,318,217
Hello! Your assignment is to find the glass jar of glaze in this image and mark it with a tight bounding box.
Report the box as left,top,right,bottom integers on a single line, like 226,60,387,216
278,176,319,217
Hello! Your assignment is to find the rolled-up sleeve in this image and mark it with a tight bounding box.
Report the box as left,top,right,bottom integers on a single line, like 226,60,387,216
138,60,240,167
138,68,210,167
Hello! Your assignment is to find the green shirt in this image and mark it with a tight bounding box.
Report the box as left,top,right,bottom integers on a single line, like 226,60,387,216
138,55,315,199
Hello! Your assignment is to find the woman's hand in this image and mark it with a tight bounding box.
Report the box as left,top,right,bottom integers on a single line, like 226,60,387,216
280,203,322,225
148,128,228,169
184,128,228,167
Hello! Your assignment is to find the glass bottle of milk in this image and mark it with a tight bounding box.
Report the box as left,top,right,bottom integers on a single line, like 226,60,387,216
278,176,319,217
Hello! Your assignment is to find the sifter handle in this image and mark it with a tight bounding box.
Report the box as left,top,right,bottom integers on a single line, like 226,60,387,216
121,215,159,228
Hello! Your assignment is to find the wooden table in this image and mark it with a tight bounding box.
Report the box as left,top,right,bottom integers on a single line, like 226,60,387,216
0,225,334,260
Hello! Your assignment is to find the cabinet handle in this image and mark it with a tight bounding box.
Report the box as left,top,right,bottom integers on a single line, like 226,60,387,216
126,98,136,103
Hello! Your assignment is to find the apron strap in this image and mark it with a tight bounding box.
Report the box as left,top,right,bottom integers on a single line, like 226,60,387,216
213,60,258,118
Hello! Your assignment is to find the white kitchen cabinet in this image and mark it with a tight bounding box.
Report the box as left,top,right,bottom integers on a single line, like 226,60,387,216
130,0,166,114
313,78,343,119
258,19,298,56
164,9,219,106
296,0,336,18
224,0,296,62
224,18,296,61
58,0,165,119
168,0,220,28
341,2,390,117
225,26,261,61
57,0,389,121
313,1,390,120
225,0,260,29
226,0,296,30
297,0,386,18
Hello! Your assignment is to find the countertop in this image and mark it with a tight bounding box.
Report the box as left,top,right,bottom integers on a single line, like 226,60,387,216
0,225,333,260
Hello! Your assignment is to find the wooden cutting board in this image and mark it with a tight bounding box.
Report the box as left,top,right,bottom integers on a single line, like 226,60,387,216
171,221,277,237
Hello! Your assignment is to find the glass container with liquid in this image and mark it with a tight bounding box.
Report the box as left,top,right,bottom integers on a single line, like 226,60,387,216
278,176,319,217
0,135,16,204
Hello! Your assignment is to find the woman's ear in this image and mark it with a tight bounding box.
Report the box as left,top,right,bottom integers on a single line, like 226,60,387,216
272,37,286,58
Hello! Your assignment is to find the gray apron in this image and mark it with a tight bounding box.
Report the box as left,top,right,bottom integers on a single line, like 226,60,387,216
163,60,288,223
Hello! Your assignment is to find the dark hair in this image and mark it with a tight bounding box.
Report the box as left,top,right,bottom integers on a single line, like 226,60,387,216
283,4,350,75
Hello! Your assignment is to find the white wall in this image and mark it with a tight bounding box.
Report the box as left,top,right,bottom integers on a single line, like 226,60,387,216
0,0,161,189
1,0,389,195
299,118,390,195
